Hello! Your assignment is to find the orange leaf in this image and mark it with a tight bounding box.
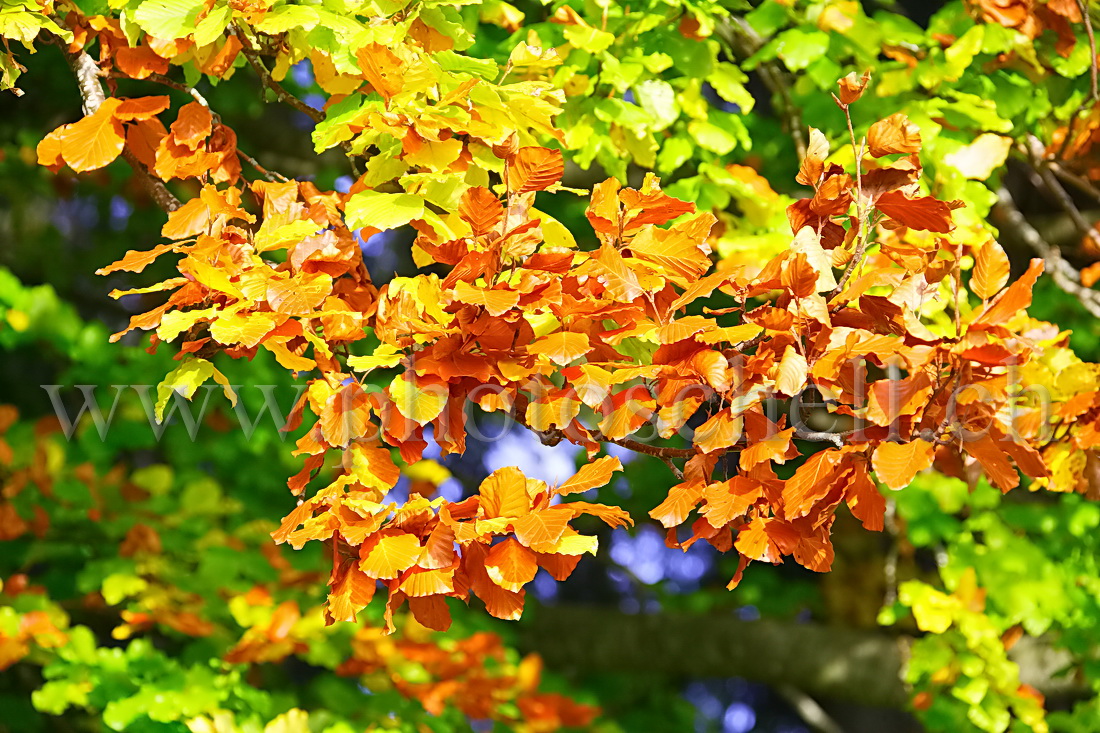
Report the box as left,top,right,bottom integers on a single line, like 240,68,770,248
480,466,532,518
845,461,886,530
453,281,519,316
627,212,716,286
965,434,1020,492
357,43,404,102
701,477,763,527
739,428,795,470
1082,261,1100,288
267,271,333,314
649,482,703,528
837,70,871,106
775,345,808,396
398,566,455,597
556,455,623,496
114,96,171,121
420,522,456,570
872,439,934,490
458,186,504,236
512,506,572,548
485,538,538,592
875,191,955,232
792,526,834,572
971,241,1010,299
126,117,168,171
170,102,212,148
115,46,170,79
782,449,846,518
507,147,564,194
59,98,126,172
796,127,829,187
974,259,1043,327
871,435,932,488
36,128,64,171
534,552,581,581
96,242,180,275
359,532,422,579
734,516,798,563
326,558,376,624
529,331,591,366
867,112,921,157
693,409,742,454
407,595,452,631
561,501,633,528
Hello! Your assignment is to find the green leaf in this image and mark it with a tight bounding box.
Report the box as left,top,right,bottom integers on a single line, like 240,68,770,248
707,63,755,113
193,3,230,46
344,190,426,232
133,0,206,40
634,80,680,131
253,4,320,34
434,50,498,80
771,28,830,72
155,358,216,422
101,573,148,605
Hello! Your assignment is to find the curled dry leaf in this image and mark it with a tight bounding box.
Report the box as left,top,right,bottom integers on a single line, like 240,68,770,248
837,69,871,106
867,112,922,157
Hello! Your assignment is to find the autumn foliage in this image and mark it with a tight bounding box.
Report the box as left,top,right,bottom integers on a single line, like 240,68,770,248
9,0,1100,729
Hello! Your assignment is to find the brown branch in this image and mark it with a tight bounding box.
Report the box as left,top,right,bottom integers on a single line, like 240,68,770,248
994,185,1100,318
721,17,806,159
1079,0,1098,103
1049,160,1100,204
234,25,324,124
108,69,211,107
1025,135,1100,260
237,148,289,183
63,45,181,212
830,101,868,299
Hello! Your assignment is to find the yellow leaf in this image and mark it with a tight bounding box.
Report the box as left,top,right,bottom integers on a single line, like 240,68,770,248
871,439,935,490
971,241,1010,300
944,134,1012,180
452,281,520,316
359,532,421,579
528,331,591,366
389,371,448,425
775,346,808,396
556,455,623,496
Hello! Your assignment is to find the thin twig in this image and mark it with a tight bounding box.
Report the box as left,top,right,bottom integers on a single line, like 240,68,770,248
831,103,868,299
234,25,324,124
237,148,289,182
658,456,684,481
1078,0,1098,103
1050,160,1100,204
1025,135,1100,250
722,17,806,159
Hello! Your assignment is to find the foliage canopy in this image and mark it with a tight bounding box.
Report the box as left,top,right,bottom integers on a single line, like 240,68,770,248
6,0,1100,731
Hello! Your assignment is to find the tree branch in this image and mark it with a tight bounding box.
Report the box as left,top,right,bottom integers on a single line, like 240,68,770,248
63,45,181,212
234,26,324,124
521,605,1086,710
720,18,806,159
993,185,1100,317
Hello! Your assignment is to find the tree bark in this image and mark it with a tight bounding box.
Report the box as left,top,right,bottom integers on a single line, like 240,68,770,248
520,605,1086,711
